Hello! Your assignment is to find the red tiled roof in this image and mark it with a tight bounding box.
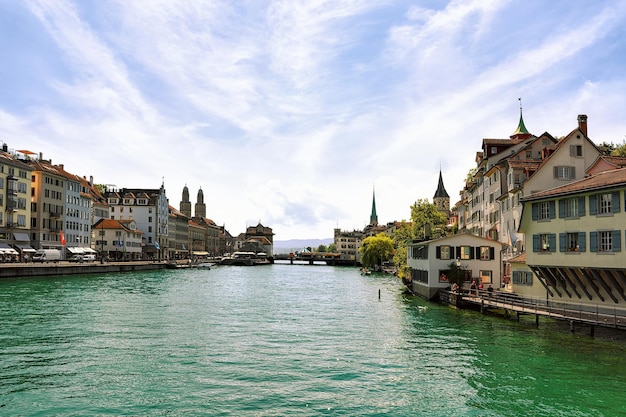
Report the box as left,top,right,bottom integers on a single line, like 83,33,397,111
523,167,626,201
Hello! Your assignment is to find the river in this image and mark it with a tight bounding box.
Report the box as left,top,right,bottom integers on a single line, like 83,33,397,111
1,264,625,416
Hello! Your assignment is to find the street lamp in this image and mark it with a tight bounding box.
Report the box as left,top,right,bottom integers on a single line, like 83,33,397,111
455,257,461,268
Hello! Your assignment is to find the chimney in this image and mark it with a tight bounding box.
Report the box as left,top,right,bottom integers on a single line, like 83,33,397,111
577,114,588,136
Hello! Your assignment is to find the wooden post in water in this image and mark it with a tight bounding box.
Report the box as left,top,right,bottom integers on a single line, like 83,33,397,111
378,289,381,300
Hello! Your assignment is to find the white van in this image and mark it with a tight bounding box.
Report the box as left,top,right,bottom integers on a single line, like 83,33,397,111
32,249,62,262
82,254,96,262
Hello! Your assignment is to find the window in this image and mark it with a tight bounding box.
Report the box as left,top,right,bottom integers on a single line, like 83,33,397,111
533,233,555,252
554,166,575,179
480,270,492,283
590,230,621,253
439,245,450,260
480,246,492,260
460,246,472,260
599,193,612,214
599,231,612,252
540,202,550,220
512,271,533,285
559,197,585,218
564,232,582,252
570,145,583,157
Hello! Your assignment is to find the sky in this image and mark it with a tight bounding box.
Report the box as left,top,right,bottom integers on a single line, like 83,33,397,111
1,0,626,241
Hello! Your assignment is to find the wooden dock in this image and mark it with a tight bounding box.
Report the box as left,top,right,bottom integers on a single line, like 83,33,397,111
441,289,626,333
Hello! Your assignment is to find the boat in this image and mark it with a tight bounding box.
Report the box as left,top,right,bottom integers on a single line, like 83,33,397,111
191,262,213,269
220,251,270,266
360,267,371,276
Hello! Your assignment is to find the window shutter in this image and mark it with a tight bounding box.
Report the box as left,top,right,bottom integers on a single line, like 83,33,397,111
469,247,475,260
570,145,575,156
553,166,559,178
570,166,576,179
612,192,620,213
559,200,565,218
532,203,539,220
456,246,461,258
613,230,621,252
533,234,540,252
559,233,566,252
436,246,441,259
590,231,598,252
578,232,586,252
549,234,556,252
475,247,480,259
549,201,556,219
489,247,494,260
578,197,586,217
589,195,597,215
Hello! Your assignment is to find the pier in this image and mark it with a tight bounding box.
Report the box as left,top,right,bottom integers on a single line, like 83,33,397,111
0,260,167,278
440,289,626,334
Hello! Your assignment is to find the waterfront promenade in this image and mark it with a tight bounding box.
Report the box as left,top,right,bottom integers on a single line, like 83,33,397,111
0,260,166,279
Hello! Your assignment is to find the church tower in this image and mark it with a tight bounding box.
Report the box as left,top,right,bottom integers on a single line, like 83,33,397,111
433,169,450,213
195,187,206,218
370,187,378,226
180,185,192,218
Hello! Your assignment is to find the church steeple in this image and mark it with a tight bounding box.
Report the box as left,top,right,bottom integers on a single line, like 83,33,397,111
511,97,531,140
195,187,206,218
433,169,450,212
180,184,191,218
370,187,378,226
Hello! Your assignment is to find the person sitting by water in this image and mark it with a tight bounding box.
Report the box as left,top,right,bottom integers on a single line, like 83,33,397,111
487,284,493,297
470,280,477,297
451,282,459,293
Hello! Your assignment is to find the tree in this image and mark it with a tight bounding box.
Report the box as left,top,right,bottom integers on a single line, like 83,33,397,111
327,243,337,252
611,140,626,157
392,222,414,279
410,199,448,240
317,244,327,253
598,141,615,155
359,233,394,269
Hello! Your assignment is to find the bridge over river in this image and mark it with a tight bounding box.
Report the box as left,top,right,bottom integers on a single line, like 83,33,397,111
273,252,357,266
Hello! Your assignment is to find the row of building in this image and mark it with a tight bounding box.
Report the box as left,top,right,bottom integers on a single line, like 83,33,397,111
403,112,626,310
0,144,274,261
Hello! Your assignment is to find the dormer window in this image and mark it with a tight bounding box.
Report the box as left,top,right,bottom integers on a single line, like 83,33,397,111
124,198,133,205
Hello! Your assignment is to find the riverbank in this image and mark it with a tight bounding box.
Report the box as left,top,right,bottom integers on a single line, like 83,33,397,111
0,260,167,278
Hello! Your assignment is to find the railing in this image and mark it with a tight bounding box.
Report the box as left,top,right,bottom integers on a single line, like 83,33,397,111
446,289,626,329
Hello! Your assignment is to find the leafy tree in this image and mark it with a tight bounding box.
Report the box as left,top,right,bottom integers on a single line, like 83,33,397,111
410,199,448,240
392,222,414,279
611,140,626,157
327,243,337,252
317,244,327,253
598,141,615,155
360,233,394,268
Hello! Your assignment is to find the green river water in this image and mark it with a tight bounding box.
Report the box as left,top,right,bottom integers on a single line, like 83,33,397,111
1,264,625,416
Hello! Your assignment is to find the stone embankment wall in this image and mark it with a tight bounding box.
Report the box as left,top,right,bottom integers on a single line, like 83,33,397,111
0,261,166,278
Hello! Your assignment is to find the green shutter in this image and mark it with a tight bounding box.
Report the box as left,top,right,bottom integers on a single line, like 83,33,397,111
559,233,566,252
589,195,597,215
578,232,586,252
590,231,598,252
559,200,565,218
578,197,586,217
532,203,539,220
549,201,556,219
612,192,621,213
549,234,556,252
613,230,621,252
533,234,540,252
436,246,441,259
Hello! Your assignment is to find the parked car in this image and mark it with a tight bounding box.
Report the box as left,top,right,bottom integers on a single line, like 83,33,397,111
82,254,96,262
68,254,84,262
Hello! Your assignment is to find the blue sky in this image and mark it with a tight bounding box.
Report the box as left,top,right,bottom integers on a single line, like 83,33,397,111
1,1,626,240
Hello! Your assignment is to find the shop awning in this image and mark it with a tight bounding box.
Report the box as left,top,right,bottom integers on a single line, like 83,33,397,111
0,248,19,255
192,251,209,256
83,247,97,253
14,244,36,253
13,233,30,242
0,243,12,250
66,247,85,254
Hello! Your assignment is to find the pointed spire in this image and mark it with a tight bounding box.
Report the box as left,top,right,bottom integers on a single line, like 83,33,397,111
370,186,378,226
511,97,530,139
434,169,449,199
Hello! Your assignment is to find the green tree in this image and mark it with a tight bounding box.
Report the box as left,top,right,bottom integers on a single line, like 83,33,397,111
317,244,327,253
327,243,337,252
410,199,448,240
392,222,414,279
598,141,616,155
611,140,626,157
359,233,394,269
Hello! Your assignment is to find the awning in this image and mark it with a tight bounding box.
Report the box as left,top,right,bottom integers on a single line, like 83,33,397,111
193,251,209,256
13,233,30,242
0,248,19,255
0,243,11,250
66,247,85,254
14,244,36,253
83,247,97,253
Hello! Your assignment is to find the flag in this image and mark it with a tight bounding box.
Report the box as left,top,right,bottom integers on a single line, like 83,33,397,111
60,231,66,246
155,242,160,250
